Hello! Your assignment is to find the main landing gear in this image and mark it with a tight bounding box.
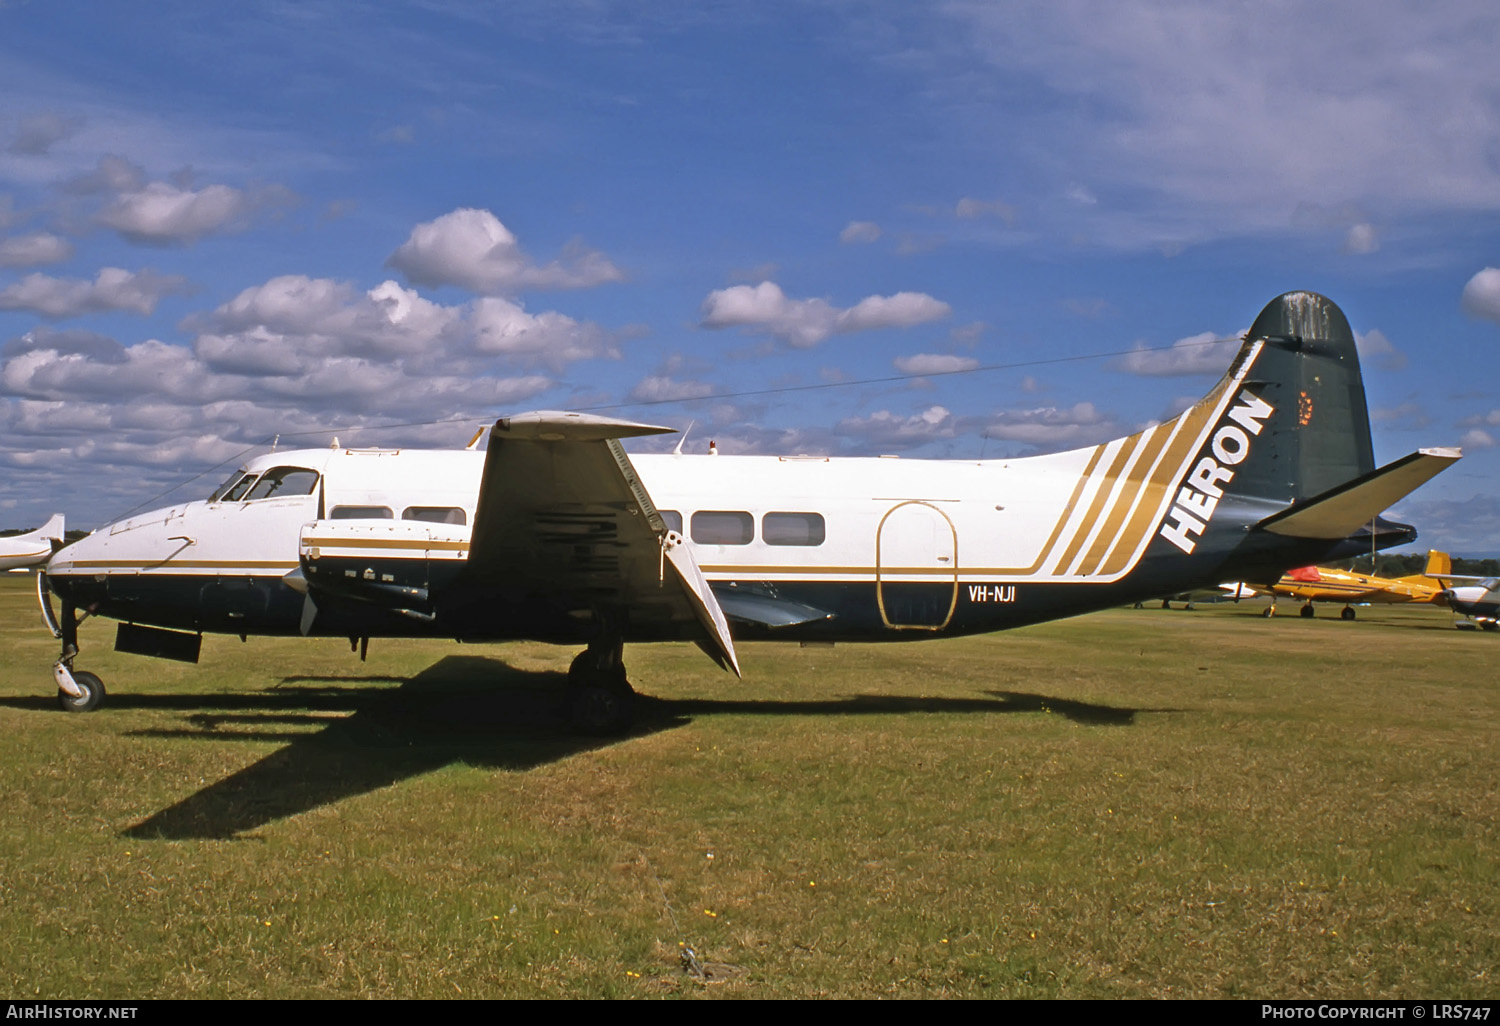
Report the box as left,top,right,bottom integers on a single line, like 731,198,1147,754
566,634,636,736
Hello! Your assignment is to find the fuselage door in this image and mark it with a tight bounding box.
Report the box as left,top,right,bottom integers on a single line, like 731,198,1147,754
876,500,958,629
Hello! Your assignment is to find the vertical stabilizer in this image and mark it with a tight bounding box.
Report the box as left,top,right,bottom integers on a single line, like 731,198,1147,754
1239,291,1375,503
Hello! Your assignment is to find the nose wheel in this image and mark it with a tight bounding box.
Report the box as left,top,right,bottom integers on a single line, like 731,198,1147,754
43,584,108,712
57,669,106,712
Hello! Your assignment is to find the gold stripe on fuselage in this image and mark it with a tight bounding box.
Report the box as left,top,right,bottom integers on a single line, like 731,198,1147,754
1095,371,1238,577
1073,422,1171,577
55,559,298,571
1053,435,1142,577
302,537,470,552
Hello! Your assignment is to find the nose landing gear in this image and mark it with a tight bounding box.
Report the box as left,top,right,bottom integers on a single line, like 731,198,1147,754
39,573,107,713
56,666,105,712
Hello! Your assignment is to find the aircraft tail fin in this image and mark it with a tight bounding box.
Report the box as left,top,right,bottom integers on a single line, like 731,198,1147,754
1145,293,1458,565
1423,549,1453,584
39,513,65,545
1217,291,1377,505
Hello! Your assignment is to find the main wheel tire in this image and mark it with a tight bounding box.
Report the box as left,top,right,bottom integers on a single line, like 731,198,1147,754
1261,606,1274,618
58,670,105,713
1341,606,1356,621
568,681,636,736
1300,604,1315,619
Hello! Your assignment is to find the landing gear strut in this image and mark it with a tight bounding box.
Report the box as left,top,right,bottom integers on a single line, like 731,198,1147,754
566,634,635,736
47,594,106,712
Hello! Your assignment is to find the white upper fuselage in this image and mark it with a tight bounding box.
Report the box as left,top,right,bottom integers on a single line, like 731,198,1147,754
48,432,1176,589
48,335,1270,594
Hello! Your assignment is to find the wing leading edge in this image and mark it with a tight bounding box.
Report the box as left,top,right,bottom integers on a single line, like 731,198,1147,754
463,411,740,676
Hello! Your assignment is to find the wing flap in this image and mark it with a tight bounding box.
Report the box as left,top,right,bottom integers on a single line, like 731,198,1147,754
664,534,739,676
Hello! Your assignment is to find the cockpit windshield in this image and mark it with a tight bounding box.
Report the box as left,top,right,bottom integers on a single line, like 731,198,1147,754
244,467,320,500
209,470,252,502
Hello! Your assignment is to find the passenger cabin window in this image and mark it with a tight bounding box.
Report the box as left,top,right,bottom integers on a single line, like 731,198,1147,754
763,511,826,546
402,506,467,525
330,505,393,519
659,510,683,534
691,510,753,545
244,467,320,501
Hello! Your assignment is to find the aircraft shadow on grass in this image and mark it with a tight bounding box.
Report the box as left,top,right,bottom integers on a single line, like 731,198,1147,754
55,654,1154,841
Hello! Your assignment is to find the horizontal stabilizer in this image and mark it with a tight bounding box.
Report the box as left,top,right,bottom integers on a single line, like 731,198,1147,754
1256,448,1460,540
1421,548,1497,587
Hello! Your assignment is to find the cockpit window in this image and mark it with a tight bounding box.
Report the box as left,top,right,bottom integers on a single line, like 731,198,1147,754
244,467,320,501
402,506,467,525
209,471,249,502
221,473,259,503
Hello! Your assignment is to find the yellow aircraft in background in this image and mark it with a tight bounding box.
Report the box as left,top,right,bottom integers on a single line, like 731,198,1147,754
1260,555,1448,619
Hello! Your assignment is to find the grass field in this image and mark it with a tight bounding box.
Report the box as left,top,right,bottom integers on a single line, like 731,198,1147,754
0,574,1495,999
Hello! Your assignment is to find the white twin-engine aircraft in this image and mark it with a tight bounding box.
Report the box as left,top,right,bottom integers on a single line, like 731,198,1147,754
39,292,1459,732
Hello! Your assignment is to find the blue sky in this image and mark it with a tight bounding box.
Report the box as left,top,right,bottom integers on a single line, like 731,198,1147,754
2,1,1498,554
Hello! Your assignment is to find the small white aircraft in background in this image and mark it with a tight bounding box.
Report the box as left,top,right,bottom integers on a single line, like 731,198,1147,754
0,514,65,572
36,292,1460,731
1424,550,1500,630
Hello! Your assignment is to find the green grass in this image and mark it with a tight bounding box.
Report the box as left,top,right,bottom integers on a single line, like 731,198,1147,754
0,575,1495,998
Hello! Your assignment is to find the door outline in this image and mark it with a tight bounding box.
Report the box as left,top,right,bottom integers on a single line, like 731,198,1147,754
875,500,958,630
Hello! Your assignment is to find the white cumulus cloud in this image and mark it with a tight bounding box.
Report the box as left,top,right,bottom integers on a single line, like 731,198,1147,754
835,405,956,450
387,208,624,295
468,296,616,369
981,402,1116,448
839,220,882,244
627,375,718,403
1343,222,1379,254
8,112,84,155
700,281,950,347
0,232,74,268
1461,267,1500,322
0,268,190,318
894,353,980,375
1115,331,1240,377
98,181,253,245
1355,329,1406,371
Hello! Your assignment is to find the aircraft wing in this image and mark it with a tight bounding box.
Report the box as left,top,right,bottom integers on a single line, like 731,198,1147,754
461,411,740,675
